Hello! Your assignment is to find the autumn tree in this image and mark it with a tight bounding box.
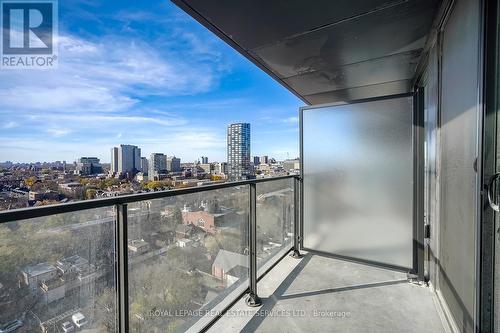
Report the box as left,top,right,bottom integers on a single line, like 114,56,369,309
85,188,97,200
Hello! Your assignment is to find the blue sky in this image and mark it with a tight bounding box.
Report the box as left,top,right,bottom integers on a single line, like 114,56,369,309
0,0,303,163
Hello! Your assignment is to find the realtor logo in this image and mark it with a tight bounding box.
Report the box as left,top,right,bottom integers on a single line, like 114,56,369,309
1,0,57,69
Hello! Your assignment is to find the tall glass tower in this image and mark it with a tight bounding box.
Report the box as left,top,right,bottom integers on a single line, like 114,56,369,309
227,123,251,180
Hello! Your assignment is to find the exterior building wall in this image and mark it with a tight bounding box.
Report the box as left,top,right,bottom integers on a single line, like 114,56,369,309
167,156,181,172
23,269,57,290
110,147,119,173
118,145,140,174
212,266,224,280
149,153,167,177
75,157,102,175
43,284,65,303
140,157,149,174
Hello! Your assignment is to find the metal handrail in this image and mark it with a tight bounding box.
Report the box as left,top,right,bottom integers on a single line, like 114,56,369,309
0,174,301,332
0,175,298,223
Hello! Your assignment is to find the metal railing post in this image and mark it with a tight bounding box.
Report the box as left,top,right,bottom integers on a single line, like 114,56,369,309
116,203,130,332
245,183,262,307
291,176,303,259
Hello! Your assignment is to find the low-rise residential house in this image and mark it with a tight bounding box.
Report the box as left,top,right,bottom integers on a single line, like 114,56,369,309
148,231,175,248
22,256,100,307
40,278,65,303
256,163,271,174
212,249,248,286
29,190,60,202
175,224,206,240
182,210,217,234
58,182,84,198
128,239,150,255
181,206,243,234
177,238,193,248
22,262,57,291
282,159,300,172
135,172,147,182
56,255,90,277
198,163,213,174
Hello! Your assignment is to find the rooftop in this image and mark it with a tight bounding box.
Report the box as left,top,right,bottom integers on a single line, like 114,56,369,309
23,262,56,277
213,249,249,272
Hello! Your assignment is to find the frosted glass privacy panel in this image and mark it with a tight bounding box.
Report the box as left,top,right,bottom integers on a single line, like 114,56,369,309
302,96,413,268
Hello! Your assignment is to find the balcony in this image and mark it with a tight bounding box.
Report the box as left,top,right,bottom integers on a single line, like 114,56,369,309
208,253,447,333
0,176,298,333
1,0,499,332
0,173,454,333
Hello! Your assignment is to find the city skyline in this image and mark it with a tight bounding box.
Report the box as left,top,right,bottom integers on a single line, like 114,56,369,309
0,0,302,163
0,125,297,165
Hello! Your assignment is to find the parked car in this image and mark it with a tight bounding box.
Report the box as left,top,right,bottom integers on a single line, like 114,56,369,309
71,313,87,328
61,321,74,333
0,319,23,333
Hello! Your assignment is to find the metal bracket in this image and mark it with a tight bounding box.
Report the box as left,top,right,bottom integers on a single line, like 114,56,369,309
424,224,431,239
245,292,262,307
406,272,424,285
290,249,303,259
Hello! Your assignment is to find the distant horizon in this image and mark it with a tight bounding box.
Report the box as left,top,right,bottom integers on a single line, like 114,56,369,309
0,1,302,163
0,153,300,165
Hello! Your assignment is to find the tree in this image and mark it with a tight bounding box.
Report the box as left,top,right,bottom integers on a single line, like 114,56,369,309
79,178,91,186
128,259,204,333
144,181,169,190
171,206,183,225
24,176,37,187
206,199,220,213
40,199,59,206
85,189,97,200
104,178,120,188
204,232,243,256
204,235,219,258
95,287,117,331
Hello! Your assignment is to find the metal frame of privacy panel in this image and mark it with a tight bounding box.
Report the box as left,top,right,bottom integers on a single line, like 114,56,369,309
300,93,416,270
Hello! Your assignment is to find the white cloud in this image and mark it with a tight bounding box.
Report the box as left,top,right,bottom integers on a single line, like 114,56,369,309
46,128,71,137
0,86,137,112
283,116,299,123
0,125,227,162
2,121,18,129
0,33,224,113
25,112,187,128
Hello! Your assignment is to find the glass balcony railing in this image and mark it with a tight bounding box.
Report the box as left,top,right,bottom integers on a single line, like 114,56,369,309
0,175,299,333
127,186,250,333
0,207,118,332
256,178,295,277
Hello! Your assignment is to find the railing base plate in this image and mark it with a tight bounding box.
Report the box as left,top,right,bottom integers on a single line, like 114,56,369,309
290,249,303,259
245,293,262,307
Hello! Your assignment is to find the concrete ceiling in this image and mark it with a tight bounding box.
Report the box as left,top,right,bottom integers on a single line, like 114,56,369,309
172,0,440,104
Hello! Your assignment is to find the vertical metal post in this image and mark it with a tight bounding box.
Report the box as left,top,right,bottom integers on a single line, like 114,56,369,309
291,177,303,259
412,88,425,283
245,183,262,307
479,0,499,330
116,204,130,331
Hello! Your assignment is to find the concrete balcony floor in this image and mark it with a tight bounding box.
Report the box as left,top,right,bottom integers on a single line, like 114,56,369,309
208,252,449,333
